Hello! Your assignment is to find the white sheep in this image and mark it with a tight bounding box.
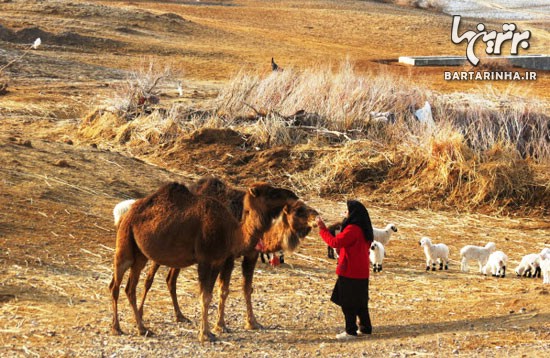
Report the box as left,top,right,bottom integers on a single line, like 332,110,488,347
539,248,550,284
373,223,398,246
369,241,385,273
540,257,550,284
419,237,449,271
514,253,541,278
113,199,137,226
459,242,496,273
482,250,508,278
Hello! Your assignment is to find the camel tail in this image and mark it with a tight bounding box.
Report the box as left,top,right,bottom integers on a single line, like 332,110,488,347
115,213,140,264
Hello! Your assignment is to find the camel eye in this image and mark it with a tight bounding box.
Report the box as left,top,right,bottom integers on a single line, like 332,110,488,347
295,207,306,217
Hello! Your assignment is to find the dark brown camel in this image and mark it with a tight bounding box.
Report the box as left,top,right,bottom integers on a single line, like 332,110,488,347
109,181,297,342
138,197,318,331
137,177,245,324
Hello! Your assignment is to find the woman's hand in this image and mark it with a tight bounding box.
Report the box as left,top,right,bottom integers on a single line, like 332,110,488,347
316,216,326,230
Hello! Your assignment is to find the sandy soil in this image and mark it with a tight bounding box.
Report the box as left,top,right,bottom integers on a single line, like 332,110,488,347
0,0,549,357
0,123,549,357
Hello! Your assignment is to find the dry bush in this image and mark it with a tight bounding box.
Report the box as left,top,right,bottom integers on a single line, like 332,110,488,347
215,61,425,131
103,60,175,119
0,37,41,96
434,87,550,161
80,107,183,149
292,141,393,195
380,125,545,210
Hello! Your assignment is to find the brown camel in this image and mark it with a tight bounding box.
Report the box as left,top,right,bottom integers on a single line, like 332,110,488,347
109,181,297,342
139,197,318,332
137,176,245,323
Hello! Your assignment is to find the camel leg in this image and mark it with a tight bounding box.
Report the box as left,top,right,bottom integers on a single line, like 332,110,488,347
197,262,220,342
215,256,235,334
110,246,135,335
166,268,189,323
242,251,263,330
138,262,161,319
125,253,150,336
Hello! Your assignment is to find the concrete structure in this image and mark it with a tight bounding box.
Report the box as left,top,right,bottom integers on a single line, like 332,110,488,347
398,55,549,71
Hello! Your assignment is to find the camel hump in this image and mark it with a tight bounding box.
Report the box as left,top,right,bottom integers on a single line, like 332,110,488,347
247,182,298,200
163,182,191,196
190,176,227,198
132,182,193,214
153,182,192,202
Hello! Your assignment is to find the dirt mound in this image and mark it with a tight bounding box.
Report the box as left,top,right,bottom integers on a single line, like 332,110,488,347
34,0,195,34
0,25,122,49
189,128,244,146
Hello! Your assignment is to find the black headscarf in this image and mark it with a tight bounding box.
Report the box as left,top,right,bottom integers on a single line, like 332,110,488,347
341,200,373,243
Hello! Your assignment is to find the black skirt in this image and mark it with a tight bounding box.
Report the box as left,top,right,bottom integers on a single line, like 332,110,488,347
330,276,369,309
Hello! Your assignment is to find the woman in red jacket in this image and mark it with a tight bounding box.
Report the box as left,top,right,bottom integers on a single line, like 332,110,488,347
317,200,373,340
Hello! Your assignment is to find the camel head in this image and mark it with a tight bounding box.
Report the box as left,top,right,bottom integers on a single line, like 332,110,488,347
280,200,319,252
245,182,298,219
242,182,298,244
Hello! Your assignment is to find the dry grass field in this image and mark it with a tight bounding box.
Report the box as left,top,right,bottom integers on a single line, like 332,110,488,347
1,0,549,356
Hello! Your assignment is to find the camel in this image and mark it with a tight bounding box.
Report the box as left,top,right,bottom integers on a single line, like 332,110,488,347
137,176,245,323
135,177,318,336
109,181,297,342
139,198,318,330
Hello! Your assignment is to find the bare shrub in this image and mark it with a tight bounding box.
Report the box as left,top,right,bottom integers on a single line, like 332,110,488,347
215,61,425,132
104,60,174,119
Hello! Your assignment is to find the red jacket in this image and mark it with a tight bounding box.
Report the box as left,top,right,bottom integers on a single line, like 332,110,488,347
320,224,371,279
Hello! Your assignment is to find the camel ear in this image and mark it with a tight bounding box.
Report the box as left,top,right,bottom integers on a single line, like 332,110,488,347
283,203,291,215
248,187,259,198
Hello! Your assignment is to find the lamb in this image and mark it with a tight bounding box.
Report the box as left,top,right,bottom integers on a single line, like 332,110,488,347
419,237,449,271
373,223,398,246
369,241,385,273
113,199,137,226
540,248,550,284
326,223,342,259
541,257,550,284
459,242,496,273
514,253,541,278
259,251,284,266
327,222,396,259
482,250,508,278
